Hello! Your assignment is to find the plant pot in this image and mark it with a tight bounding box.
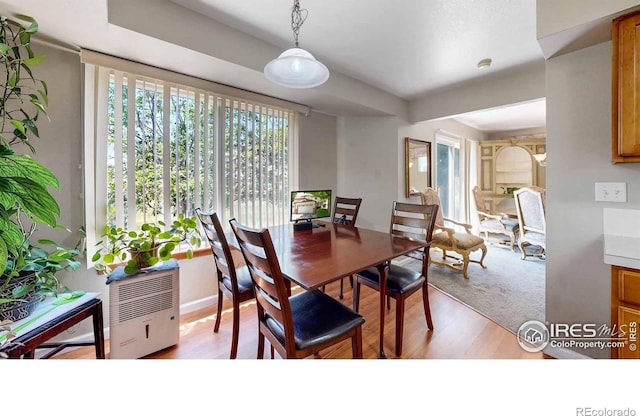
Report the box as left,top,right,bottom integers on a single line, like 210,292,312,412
1,272,37,299
131,246,160,269
0,292,45,322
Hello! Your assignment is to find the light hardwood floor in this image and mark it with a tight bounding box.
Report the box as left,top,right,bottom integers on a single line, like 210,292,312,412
54,277,542,359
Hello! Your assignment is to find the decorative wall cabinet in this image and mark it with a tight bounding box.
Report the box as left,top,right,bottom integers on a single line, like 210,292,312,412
611,266,640,359
612,11,640,163
478,137,546,212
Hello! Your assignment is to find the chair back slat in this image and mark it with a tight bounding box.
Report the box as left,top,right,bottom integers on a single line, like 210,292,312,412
390,201,438,273
392,228,428,242
196,209,238,290
392,215,431,230
243,252,282,302
230,219,294,348
332,196,362,225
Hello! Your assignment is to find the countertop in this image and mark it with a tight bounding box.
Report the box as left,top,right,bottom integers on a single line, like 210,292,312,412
603,208,640,269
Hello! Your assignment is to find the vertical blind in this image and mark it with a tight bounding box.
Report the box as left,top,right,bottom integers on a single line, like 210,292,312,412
83,60,299,264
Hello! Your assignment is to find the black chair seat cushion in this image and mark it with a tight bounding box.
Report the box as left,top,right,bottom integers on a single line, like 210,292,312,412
265,290,365,351
221,266,254,295
356,264,425,295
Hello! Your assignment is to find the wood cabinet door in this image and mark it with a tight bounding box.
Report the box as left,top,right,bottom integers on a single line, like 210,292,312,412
613,12,640,162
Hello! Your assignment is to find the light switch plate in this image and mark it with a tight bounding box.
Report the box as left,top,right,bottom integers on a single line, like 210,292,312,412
595,182,627,202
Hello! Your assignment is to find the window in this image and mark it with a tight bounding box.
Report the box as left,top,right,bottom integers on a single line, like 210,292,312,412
435,133,462,221
82,52,303,263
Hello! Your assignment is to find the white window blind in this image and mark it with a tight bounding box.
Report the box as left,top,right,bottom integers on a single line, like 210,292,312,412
83,55,299,266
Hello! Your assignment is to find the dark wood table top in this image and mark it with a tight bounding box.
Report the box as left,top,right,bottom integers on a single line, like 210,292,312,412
232,222,427,290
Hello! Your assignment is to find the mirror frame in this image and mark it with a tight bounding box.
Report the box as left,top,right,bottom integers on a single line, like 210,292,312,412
405,137,432,197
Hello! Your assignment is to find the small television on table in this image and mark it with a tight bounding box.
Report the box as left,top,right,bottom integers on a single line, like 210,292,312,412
290,190,332,230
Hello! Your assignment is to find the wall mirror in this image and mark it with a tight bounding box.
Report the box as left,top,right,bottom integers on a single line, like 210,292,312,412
405,137,431,197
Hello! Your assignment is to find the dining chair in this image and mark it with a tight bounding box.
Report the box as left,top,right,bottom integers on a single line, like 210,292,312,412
513,186,546,260
421,187,487,279
329,196,362,299
472,185,519,250
195,208,255,359
230,218,365,359
352,201,439,357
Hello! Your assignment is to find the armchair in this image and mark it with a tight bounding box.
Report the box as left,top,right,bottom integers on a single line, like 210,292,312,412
513,186,546,260
421,187,487,279
472,186,519,250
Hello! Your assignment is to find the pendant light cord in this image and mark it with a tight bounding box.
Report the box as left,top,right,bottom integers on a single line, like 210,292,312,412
291,0,308,47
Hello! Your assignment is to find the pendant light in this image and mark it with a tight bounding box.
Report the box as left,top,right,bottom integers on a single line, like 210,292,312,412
264,0,329,89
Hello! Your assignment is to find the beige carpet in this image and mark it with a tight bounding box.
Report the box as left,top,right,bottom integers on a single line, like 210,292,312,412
394,244,545,334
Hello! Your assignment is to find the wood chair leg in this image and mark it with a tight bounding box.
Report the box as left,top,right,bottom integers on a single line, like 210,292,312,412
395,296,404,357
461,253,470,279
519,241,527,260
339,275,354,300
230,300,240,359
422,284,434,330
353,326,363,358
352,279,360,312
213,287,223,333
257,332,265,359
478,245,487,268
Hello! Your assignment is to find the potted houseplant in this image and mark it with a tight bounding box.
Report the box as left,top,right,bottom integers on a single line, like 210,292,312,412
0,14,80,320
92,214,202,276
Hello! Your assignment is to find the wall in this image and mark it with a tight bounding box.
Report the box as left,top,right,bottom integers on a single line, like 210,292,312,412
545,41,640,358
337,116,400,231
298,111,337,192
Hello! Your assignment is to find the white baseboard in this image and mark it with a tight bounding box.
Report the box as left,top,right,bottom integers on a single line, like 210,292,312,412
179,295,216,316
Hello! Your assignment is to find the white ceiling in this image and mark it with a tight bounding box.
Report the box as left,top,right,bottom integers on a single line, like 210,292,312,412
171,0,544,100
0,0,547,132
453,99,546,133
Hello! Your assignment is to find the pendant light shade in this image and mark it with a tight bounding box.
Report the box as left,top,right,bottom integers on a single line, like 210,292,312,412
264,47,329,89
264,0,329,89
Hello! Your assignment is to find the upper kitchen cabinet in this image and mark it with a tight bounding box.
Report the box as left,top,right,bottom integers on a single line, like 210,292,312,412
612,10,640,163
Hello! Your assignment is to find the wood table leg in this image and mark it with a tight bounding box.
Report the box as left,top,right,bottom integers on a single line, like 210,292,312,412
376,262,389,359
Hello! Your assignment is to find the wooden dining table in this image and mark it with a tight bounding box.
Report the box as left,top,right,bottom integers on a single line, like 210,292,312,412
229,221,428,358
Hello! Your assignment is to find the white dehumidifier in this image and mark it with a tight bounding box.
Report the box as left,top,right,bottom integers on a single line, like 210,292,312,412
108,260,180,359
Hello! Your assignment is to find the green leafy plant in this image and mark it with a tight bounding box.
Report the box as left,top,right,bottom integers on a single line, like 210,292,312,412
1,208,80,304
0,14,48,152
0,145,61,272
0,14,79,312
92,214,202,275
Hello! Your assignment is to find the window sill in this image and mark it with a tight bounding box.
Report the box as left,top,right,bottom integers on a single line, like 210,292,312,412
97,247,213,275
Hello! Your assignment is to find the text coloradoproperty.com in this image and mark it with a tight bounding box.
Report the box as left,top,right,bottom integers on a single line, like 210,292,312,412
551,340,627,349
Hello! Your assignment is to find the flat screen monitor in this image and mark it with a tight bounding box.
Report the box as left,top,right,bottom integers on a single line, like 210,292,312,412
290,190,332,222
